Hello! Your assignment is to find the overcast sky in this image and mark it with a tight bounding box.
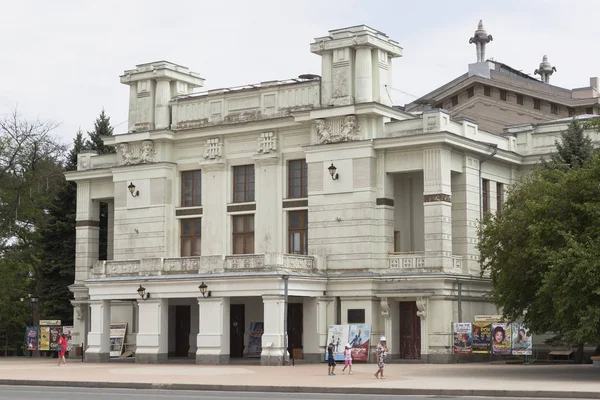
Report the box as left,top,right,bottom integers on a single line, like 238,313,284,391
1,0,599,146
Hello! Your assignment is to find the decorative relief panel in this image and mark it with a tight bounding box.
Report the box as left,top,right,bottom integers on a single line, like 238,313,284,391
203,138,223,160
424,194,452,203
119,140,156,166
257,131,278,154
226,255,264,270
314,115,361,145
283,255,314,270
389,254,426,269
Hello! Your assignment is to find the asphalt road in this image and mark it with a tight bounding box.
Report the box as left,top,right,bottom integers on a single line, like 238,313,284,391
0,386,595,400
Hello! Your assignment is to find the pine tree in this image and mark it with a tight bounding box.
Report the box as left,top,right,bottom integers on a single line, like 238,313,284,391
551,118,594,168
86,109,115,155
67,129,85,171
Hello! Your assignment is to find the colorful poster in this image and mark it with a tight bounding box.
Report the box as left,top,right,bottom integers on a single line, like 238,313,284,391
49,327,61,351
24,327,38,351
348,324,371,361
39,327,50,351
453,322,473,354
247,322,264,358
62,326,74,351
325,325,350,361
109,323,127,357
472,322,491,354
511,323,532,355
491,323,511,355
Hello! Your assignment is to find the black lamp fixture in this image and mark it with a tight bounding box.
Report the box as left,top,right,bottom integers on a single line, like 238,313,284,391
137,284,150,300
128,182,139,197
328,163,339,180
198,282,211,298
19,293,38,304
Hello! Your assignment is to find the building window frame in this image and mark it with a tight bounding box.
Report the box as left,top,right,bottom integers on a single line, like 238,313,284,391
232,214,254,254
181,218,202,257
467,87,474,98
233,165,255,203
482,179,490,215
484,86,491,97
451,95,458,107
517,95,524,106
496,182,504,215
288,159,308,199
534,99,541,110
551,103,559,115
500,90,507,101
288,210,308,255
181,170,202,207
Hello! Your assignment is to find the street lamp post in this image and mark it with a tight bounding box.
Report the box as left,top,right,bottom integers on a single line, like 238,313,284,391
20,293,39,357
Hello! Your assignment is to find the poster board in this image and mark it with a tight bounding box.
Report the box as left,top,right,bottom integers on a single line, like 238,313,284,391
49,327,62,351
491,322,512,355
109,322,127,357
511,323,532,355
453,322,473,354
62,326,74,351
472,322,491,354
39,327,50,351
247,322,264,358
24,326,38,350
325,325,349,361
348,324,371,361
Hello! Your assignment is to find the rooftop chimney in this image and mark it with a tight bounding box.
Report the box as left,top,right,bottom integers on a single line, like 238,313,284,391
590,77,599,92
469,20,493,63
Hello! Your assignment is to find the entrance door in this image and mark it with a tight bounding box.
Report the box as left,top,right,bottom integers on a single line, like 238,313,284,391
230,304,245,358
399,301,421,359
287,303,303,358
174,305,191,357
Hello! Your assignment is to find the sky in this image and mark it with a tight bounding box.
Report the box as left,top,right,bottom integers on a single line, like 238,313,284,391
1,0,599,146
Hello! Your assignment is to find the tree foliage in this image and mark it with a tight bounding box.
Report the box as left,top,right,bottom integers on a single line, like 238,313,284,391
85,109,115,154
550,118,594,168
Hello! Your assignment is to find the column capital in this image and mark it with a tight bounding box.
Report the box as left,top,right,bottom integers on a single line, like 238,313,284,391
262,295,284,302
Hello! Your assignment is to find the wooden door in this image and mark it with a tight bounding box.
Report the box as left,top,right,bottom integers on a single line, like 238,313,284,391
230,304,245,358
287,303,303,357
175,305,191,357
399,301,421,359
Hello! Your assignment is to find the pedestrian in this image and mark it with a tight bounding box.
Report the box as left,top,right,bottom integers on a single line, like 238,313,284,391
57,333,67,366
327,342,336,376
341,343,353,375
374,336,388,379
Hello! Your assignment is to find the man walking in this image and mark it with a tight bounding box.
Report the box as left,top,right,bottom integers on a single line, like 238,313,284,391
327,342,336,376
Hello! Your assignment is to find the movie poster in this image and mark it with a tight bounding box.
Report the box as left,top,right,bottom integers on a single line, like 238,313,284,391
348,324,371,361
472,322,491,354
511,323,532,355
325,325,350,361
24,327,38,351
491,323,511,355
109,323,127,357
247,322,264,358
39,327,50,351
62,326,74,351
49,327,61,351
453,322,473,354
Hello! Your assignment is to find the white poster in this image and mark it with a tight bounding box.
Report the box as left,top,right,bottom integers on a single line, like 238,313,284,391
326,325,350,361
62,326,74,351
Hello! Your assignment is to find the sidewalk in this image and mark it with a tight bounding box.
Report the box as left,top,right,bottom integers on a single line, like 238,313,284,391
0,358,598,398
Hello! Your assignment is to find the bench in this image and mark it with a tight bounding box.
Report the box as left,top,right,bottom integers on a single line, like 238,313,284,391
547,350,574,363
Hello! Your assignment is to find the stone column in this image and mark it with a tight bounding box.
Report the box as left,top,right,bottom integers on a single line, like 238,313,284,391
321,51,333,105
253,155,282,254
261,295,285,365
75,182,99,283
188,300,199,358
380,298,393,356
85,300,110,362
416,297,429,361
196,297,230,364
128,84,137,132
423,148,453,270
154,78,171,130
302,296,333,362
355,46,373,103
452,156,480,274
200,161,227,256
106,201,114,260
136,298,168,363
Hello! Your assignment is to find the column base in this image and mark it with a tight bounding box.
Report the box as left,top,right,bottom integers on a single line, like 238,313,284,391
135,353,168,364
302,353,323,363
196,354,230,365
261,354,284,366
85,352,109,363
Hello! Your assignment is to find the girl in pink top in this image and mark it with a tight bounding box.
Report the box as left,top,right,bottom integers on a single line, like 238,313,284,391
341,344,353,375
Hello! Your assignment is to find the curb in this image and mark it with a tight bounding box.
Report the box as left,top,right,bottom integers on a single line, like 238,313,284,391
0,380,599,399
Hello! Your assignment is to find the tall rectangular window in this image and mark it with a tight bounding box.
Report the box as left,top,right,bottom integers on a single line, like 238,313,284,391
551,104,558,115
451,95,458,107
233,214,254,254
517,95,524,105
484,86,491,97
586,107,593,115
534,99,541,110
482,179,490,215
467,87,474,98
288,159,308,198
288,210,308,255
233,165,255,203
181,170,202,207
181,218,201,256
496,182,504,214
500,90,507,101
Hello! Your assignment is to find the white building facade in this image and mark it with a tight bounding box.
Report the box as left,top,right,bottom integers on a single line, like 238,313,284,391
66,25,597,364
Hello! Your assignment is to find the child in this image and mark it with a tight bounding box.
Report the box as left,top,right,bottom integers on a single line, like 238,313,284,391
327,342,336,376
341,343,353,375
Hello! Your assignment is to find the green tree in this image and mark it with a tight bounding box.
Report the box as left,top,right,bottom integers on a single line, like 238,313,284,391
85,109,115,155
550,118,594,168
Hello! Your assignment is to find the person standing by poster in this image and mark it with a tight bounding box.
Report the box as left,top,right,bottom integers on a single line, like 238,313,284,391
341,344,353,375
374,336,388,379
327,343,336,376
57,333,67,366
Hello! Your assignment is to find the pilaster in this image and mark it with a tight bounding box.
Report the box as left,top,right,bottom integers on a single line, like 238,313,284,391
355,46,373,103
261,295,285,365
136,298,168,363
75,182,99,283
106,201,114,260
321,51,333,105
452,156,480,274
154,78,171,129
423,148,453,270
200,160,227,256
188,300,199,357
196,297,230,364
85,300,110,362
253,154,282,254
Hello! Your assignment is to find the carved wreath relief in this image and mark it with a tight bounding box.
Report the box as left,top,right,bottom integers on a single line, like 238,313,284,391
314,115,361,145
119,140,156,166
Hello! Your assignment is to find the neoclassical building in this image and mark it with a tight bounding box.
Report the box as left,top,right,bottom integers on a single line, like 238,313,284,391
66,24,600,364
